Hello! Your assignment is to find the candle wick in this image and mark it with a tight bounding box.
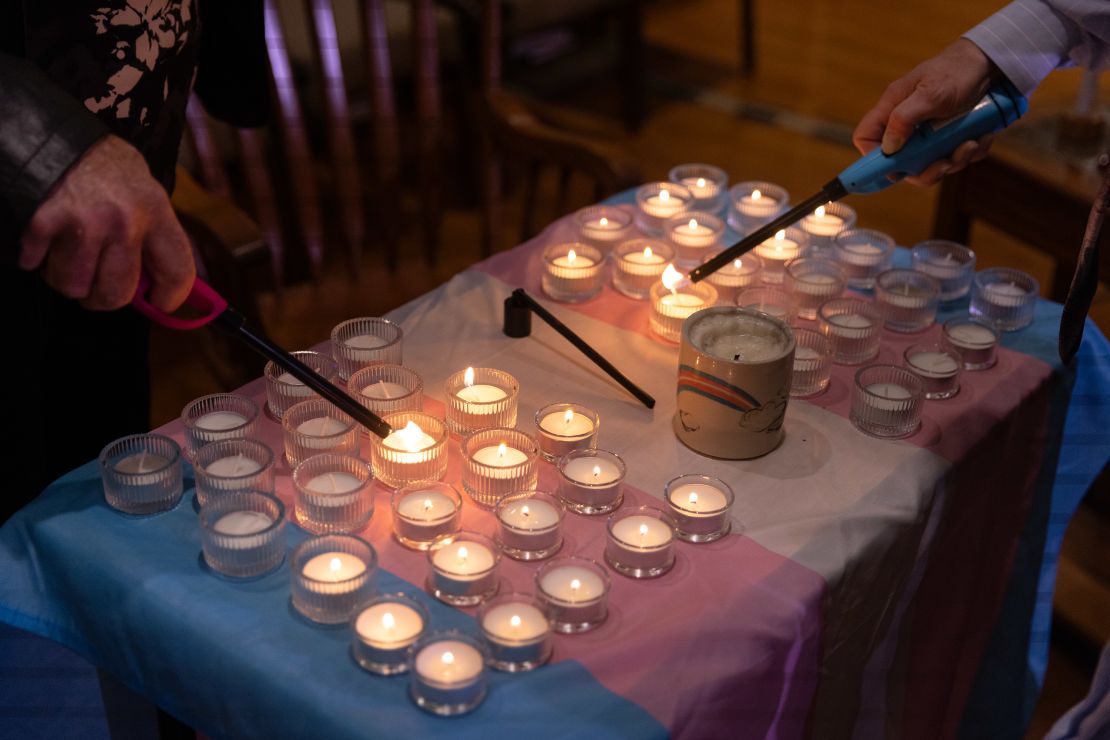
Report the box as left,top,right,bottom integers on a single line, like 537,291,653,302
328,473,336,493
733,353,741,361
317,416,327,436
378,379,391,399
138,449,148,472
233,453,245,476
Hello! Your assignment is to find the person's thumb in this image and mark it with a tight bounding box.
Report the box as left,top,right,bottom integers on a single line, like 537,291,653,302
882,84,951,155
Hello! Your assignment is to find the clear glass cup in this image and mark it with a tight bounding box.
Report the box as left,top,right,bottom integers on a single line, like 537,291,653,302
817,298,883,365
875,269,941,332
330,317,403,380
911,240,976,302
790,327,833,397
290,534,377,624
264,351,338,420
181,393,259,457
348,363,423,420
291,453,374,534
833,228,895,289
942,316,1000,370
534,556,610,633
850,365,925,438
409,631,489,716
350,593,430,675
612,239,674,300
199,490,286,579
444,367,519,434
541,242,606,303
604,505,677,579
736,285,799,325
370,411,449,489
669,163,729,214
903,343,962,400
460,428,539,509
783,257,846,320
573,205,633,254
193,437,275,508
99,434,184,516
970,267,1039,331
282,399,359,467
634,181,693,235
391,482,463,551
478,592,554,672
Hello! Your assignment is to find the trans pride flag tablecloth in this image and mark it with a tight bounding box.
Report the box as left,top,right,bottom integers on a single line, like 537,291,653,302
0,202,1107,739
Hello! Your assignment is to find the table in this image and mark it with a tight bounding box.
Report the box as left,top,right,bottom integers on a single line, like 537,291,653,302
1,200,1108,740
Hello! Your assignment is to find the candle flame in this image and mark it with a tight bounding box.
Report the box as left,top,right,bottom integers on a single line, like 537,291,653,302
423,498,433,512
458,546,469,561
689,491,699,505
752,188,762,200
567,249,577,266
592,464,601,478
733,259,742,270
659,189,670,203
442,651,455,666
815,205,826,218
599,216,609,227
329,557,342,573
639,523,649,537
395,420,426,452
696,177,706,188
522,505,530,518
688,218,698,231
464,366,475,387
510,614,522,628
564,408,574,425
643,246,653,260
497,442,507,460
661,263,686,293
775,229,786,241
382,612,395,630
570,578,581,592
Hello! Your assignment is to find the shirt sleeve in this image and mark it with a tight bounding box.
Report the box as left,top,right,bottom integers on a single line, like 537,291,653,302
963,0,1110,96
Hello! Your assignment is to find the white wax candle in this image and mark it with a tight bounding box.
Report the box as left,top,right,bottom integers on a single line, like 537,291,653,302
414,640,484,686
826,313,873,334
276,372,314,398
739,190,777,208
355,602,424,646
795,346,821,363
792,273,840,294
839,241,885,265
195,411,247,431
456,384,508,404
305,472,363,494
551,252,596,269
742,302,788,320
641,189,685,218
481,602,550,643
205,453,262,478
670,218,719,247
982,282,1031,306
360,380,410,400
680,176,719,199
498,498,560,530
754,231,800,261
585,216,622,232
431,540,496,577
538,409,595,440
610,515,674,548
213,510,274,536
803,206,845,236
908,351,960,378
561,456,621,485
472,444,528,467
396,490,457,522
344,334,389,350
539,565,605,603
296,416,349,438
668,483,729,514
946,323,997,348
623,247,666,266
114,451,169,474
882,283,931,308
657,292,705,320
302,551,367,582
382,423,436,454
865,382,913,411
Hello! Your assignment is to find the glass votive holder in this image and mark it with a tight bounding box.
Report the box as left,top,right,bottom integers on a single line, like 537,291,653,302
534,556,610,633
727,180,789,234
541,242,606,303
573,205,633,254
911,240,976,302
791,327,833,397
370,411,449,489
669,163,729,214
903,343,962,400
409,631,489,716
649,278,718,343
496,491,564,561
800,202,856,252
290,534,377,624
350,593,430,676
783,257,846,320
534,403,599,462
198,490,286,579
330,317,403,380
663,474,734,543
634,181,693,235
970,267,1039,331
605,505,677,579
664,212,725,265
99,434,184,515
612,239,674,299
478,592,554,672
557,448,626,515
851,365,925,439
460,427,539,508
833,228,895,289
875,269,941,332
193,438,276,508
348,363,423,420
426,531,501,607
736,285,799,325
701,252,762,305
751,227,807,284
282,398,359,467
445,366,519,434
391,482,463,550
291,453,374,534
817,297,883,365
181,393,259,456
264,351,339,420
942,316,1000,370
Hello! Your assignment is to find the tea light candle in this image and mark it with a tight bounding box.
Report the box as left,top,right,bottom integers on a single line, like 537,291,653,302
199,491,285,578
942,317,999,370
461,428,538,508
752,228,804,284
534,403,599,462
290,534,376,623
541,243,605,303
875,269,941,333
361,380,410,399
479,595,553,672
446,367,518,434
664,475,734,542
736,285,799,324
911,240,976,302
574,206,632,252
649,264,718,343
833,228,895,289
679,176,718,200
330,317,403,379
801,203,856,251
726,180,789,232
790,327,833,397
193,438,275,507
783,257,846,320
612,240,673,299
427,533,500,606
282,399,359,466
850,365,924,438
264,351,337,419
292,454,373,534
903,344,961,400
665,212,724,263
351,595,429,675
635,182,692,234
381,421,436,461
604,507,676,578
640,187,684,218
303,551,368,583
557,449,626,514
205,453,262,478
816,298,883,365
534,557,610,633
297,415,350,440
391,483,463,550
970,267,1039,331
702,253,762,303
410,634,488,716
213,509,274,536
472,441,528,469
496,492,563,560
371,412,448,489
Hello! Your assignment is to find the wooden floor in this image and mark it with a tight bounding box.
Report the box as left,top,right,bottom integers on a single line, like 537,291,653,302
149,1,1108,736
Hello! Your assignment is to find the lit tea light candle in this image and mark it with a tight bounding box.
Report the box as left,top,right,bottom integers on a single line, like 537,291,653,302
391,483,462,550
574,206,632,251
669,164,727,211
473,441,528,469
479,595,553,672
427,533,500,606
290,534,376,623
649,264,717,343
541,242,605,302
461,428,538,508
612,239,674,299
351,595,428,675
302,551,368,584
752,228,803,284
702,253,762,303
665,213,724,258
727,180,788,232
641,187,681,218
635,182,692,235
534,557,610,633
534,403,598,462
604,507,676,578
664,474,734,542
496,492,563,560
556,449,626,514
372,412,448,489
804,204,842,235
410,634,488,715
382,420,436,459
680,176,718,200
942,317,999,370
457,366,508,404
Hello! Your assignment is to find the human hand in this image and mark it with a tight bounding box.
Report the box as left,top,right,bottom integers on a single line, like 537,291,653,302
853,39,997,186
18,135,196,311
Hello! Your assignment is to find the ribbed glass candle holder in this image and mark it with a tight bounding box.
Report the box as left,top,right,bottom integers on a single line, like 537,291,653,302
292,453,374,534
970,267,1039,331
264,351,338,419
199,490,286,579
478,592,554,672
534,556,610,634
496,491,564,561
663,211,725,266
790,327,833,397
817,297,883,365
751,227,807,284
290,534,377,624
556,448,626,515
611,239,674,299
875,269,941,332
282,399,359,467
444,367,519,435
942,316,1000,370
903,343,962,400
426,531,501,607
800,201,856,252
541,242,605,303
391,482,463,551
649,280,718,343
911,240,976,302
735,285,799,325
409,631,489,716
350,593,430,676
634,181,692,235
347,363,423,420
330,317,403,380
727,180,789,234
663,474,734,543
604,505,677,579
669,163,728,214
573,205,633,254
193,438,275,508
181,393,259,457
833,228,895,289
850,365,925,438
99,434,184,516
533,403,599,462
701,252,762,305
370,411,449,489
460,427,539,509
783,257,846,320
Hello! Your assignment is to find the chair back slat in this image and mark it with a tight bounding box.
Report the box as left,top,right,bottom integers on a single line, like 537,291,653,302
237,127,288,286
413,0,443,261
184,95,231,199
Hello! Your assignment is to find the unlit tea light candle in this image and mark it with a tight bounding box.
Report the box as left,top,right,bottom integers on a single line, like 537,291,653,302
391,483,463,550
282,399,359,466
850,365,925,439
194,438,275,507
942,317,999,370
199,491,285,579
292,453,373,534
903,343,961,400
970,267,1038,331
100,434,184,515
330,317,403,380
181,393,259,455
